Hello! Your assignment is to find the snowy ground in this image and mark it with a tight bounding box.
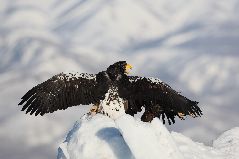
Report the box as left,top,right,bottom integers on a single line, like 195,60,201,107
58,114,238,159
0,0,239,159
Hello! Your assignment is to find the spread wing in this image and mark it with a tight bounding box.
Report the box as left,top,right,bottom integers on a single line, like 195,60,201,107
125,76,202,124
18,72,98,116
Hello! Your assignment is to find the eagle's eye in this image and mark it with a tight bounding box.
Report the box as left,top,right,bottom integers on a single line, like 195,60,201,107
125,64,133,74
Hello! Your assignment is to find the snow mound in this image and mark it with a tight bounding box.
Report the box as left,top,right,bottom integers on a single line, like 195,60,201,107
57,114,237,159
57,114,133,159
172,132,225,159
213,127,239,159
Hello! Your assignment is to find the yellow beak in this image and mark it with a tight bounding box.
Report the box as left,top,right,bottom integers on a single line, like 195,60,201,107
125,64,133,74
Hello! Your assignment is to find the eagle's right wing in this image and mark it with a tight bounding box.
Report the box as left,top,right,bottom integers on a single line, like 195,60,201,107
19,72,98,116
125,76,202,124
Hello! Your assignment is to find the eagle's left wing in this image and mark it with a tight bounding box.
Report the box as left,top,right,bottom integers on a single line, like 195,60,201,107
18,72,98,116
125,76,202,124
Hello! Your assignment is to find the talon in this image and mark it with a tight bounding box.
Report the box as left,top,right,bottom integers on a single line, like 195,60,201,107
178,112,185,119
189,113,196,118
90,103,100,116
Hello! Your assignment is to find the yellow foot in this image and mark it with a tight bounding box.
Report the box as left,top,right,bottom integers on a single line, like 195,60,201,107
178,112,185,120
189,112,196,118
89,103,101,116
90,105,98,115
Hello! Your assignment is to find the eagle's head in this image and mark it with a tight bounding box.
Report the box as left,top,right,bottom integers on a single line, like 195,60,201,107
106,61,132,80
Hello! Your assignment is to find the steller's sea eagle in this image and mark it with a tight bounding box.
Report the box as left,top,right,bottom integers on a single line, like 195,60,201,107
18,61,202,124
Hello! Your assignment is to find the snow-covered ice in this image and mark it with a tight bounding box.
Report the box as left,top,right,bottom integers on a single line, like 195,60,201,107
58,114,237,159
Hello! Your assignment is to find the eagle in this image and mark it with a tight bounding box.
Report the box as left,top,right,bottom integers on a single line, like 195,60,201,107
19,61,202,124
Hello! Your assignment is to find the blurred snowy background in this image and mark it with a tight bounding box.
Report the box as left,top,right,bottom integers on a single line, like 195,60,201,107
0,0,238,159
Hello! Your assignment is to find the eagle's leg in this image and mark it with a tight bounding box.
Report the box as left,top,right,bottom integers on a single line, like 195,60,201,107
141,110,155,122
124,100,138,116
141,104,161,122
124,100,128,112
90,102,101,116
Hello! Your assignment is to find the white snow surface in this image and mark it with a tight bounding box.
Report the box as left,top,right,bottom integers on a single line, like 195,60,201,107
57,114,237,159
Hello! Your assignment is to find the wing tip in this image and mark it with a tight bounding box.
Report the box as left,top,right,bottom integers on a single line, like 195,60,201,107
18,100,25,105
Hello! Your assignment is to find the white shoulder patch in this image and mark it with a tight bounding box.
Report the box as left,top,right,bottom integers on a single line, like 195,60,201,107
146,77,162,84
129,76,162,84
147,77,171,88
128,76,143,83
57,72,96,81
